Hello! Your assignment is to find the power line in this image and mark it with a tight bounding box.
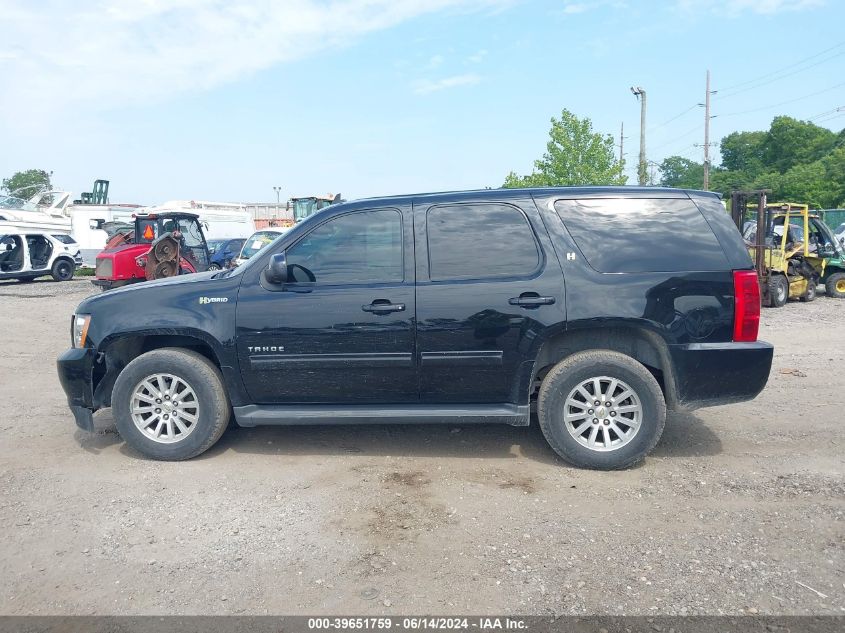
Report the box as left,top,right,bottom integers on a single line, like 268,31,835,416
650,124,703,151
814,111,845,125
719,81,845,118
647,103,700,133
714,40,845,98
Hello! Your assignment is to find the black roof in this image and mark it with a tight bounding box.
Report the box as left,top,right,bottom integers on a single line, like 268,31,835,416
334,186,720,210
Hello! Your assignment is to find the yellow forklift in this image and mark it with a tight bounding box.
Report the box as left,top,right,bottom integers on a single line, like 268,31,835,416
731,192,840,307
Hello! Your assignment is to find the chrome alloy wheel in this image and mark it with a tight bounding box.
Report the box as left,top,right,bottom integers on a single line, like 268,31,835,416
563,376,642,452
130,373,200,444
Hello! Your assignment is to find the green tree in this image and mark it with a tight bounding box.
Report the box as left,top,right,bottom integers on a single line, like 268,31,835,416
720,131,766,174
503,109,626,188
761,116,837,173
2,169,52,199
658,156,704,189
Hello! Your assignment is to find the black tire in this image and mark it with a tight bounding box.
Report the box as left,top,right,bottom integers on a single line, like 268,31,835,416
799,279,816,302
112,348,230,460
826,272,845,299
768,274,788,308
537,350,666,470
51,259,74,282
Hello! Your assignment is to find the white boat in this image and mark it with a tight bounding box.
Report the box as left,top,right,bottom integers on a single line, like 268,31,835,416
0,191,73,234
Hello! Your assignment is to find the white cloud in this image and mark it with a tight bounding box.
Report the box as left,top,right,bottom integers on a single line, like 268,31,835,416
562,3,590,13
413,73,481,94
675,0,824,14
426,54,446,69
467,49,488,63
0,0,512,124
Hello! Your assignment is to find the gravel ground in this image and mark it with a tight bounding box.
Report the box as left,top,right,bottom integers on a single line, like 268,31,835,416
0,277,842,616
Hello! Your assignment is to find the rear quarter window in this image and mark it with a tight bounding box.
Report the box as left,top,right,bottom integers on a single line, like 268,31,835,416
554,198,728,273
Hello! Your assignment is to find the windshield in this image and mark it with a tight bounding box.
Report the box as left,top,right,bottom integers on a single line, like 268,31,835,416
0,196,34,210
207,239,225,253
293,199,317,222
815,221,845,257
240,231,283,259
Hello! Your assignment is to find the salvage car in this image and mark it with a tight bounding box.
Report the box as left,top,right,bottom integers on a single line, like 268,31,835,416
57,187,773,469
231,228,288,267
0,232,82,282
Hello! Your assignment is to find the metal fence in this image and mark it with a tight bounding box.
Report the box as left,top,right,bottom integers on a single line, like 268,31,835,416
819,209,845,230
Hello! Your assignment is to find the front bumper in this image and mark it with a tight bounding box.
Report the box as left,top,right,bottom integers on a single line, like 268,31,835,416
56,347,98,431
667,340,774,410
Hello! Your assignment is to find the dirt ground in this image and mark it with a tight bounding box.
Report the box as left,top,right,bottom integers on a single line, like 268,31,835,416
0,277,842,616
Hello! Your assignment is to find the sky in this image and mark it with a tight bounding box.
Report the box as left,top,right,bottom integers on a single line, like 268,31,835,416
1,0,843,205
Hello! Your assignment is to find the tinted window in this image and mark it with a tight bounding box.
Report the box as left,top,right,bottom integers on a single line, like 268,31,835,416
555,198,728,273
52,234,77,244
287,209,403,285
426,203,540,281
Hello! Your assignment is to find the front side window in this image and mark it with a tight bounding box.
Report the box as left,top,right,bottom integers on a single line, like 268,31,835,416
426,203,540,281
286,209,403,285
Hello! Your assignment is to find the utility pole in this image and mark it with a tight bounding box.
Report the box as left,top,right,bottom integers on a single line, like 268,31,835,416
704,70,711,190
618,122,625,165
631,86,647,185
273,186,281,205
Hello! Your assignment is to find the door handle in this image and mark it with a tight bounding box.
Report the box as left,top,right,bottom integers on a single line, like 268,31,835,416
362,301,405,314
508,293,556,308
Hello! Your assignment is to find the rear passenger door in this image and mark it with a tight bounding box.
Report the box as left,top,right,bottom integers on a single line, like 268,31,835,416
414,198,565,404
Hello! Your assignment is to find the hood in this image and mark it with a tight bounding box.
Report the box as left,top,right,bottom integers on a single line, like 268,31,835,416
77,270,228,314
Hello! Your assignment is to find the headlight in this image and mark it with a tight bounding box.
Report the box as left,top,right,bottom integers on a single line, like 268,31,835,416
72,314,91,348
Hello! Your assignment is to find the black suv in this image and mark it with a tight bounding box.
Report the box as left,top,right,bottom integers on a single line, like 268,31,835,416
57,187,773,469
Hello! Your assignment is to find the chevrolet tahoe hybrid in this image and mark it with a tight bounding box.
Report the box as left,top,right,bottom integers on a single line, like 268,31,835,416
57,187,773,469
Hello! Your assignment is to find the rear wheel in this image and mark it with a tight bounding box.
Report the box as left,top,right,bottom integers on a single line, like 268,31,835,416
537,350,666,470
768,274,788,308
112,348,230,460
825,272,845,299
799,279,816,302
51,259,74,282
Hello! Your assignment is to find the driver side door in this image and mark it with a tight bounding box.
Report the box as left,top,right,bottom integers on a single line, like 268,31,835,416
235,205,417,404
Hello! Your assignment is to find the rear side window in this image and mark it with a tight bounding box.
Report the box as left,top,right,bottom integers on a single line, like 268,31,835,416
426,203,540,281
554,198,728,273
52,234,77,244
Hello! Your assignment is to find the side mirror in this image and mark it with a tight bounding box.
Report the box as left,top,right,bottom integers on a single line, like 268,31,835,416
266,252,288,285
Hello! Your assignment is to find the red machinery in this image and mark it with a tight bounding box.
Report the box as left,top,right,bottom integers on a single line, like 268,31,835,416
93,212,211,291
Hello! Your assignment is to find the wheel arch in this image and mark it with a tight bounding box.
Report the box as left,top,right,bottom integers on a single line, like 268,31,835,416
95,332,226,409
530,326,678,408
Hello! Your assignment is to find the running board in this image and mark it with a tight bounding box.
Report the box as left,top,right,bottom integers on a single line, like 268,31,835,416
233,403,530,427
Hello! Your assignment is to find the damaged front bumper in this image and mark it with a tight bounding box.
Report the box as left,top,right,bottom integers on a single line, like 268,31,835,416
56,347,100,431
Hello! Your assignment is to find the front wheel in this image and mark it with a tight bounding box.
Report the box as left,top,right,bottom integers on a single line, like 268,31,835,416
768,274,788,308
51,259,74,282
826,272,845,299
112,348,230,460
207,263,222,271
799,279,816,302
537,350,666,470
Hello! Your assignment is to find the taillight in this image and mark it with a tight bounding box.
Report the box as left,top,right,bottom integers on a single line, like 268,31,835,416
733,270,761,342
